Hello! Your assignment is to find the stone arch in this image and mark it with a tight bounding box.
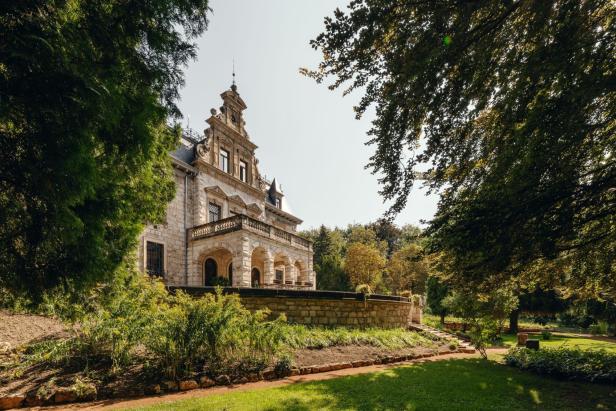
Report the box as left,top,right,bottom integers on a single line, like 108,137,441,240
199,247,234,286
273,253,292,285
250,246,271,287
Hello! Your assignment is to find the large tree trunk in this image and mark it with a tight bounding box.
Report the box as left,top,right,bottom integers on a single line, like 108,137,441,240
509,309,520,334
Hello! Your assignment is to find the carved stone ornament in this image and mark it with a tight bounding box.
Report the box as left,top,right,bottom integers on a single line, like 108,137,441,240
195,136,210,158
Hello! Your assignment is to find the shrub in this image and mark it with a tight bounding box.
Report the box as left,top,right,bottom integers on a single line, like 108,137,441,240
355,284,373,295
541,330,552,340
273,354,293,377
146,289,285,379
504,347,616,383
589,321,608,336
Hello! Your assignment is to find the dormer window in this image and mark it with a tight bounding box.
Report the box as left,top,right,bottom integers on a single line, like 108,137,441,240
219,148,229,173
239,160,247,182
275,198,281,209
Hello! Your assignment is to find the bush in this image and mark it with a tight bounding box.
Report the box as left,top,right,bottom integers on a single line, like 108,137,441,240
589,321,609,336
541,330,552,340
505,347,616,383
9,272,286,381
146,289,286,379
355,284,373,295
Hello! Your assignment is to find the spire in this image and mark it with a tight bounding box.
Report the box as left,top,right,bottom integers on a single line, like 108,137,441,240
231,58,237,92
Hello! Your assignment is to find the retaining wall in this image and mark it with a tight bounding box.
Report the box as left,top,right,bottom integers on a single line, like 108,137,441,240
171,287,422,328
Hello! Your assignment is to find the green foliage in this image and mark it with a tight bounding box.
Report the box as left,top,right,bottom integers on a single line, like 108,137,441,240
8,274,286,380
386,243,428,295
280,325,438,350
307,0,616,301
426,276,449,323
147,289,285,379
542,331,553,341
505,347,616,383
0,0,210,299
589,322,608,336
303,222,424,292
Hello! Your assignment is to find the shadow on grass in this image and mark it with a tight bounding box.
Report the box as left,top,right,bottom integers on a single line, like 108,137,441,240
262,359,616,411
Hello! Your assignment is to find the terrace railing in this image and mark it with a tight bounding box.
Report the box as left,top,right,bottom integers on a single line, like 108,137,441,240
188,214,312,251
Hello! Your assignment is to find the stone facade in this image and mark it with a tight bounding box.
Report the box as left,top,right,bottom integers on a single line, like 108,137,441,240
138,83,315,289
241,296,421,329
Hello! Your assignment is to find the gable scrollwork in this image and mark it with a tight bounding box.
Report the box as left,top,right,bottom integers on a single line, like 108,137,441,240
195,129,212,159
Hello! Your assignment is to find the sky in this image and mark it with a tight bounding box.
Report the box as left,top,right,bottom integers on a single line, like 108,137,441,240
178,0,439,230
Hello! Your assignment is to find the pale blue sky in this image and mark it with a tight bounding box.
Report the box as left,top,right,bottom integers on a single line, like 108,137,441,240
178,0,438,230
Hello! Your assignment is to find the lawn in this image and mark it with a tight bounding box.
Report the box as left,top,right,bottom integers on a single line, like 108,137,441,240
129,358,616,411
500,333,616,353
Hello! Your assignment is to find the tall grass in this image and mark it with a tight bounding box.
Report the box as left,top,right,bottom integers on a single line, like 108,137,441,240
280,325,439,350
4,273,287,380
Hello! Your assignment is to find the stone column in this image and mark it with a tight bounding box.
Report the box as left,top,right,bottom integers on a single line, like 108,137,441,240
231,237,251,287
284,263,295,285
264,257,275,285
193,176,207,226
300,269,311,285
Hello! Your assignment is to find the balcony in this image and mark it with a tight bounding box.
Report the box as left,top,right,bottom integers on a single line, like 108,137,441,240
188,214,312,251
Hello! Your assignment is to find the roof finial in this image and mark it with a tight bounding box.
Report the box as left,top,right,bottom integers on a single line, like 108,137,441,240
231,58,237,91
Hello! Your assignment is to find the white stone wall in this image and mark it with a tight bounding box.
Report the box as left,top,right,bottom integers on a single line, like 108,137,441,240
138,168,192,285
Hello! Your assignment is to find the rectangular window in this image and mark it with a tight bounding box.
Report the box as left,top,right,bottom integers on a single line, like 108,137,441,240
219,148,229,173
208,202,221,222
146,241,164,277
239,160,247,182
275,269,284,283
275,198,281,209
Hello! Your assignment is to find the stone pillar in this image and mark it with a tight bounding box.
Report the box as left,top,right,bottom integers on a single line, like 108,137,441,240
264,257,275,285
193,176,207,226
284,263,295,285
300,269,311,285
232,237,251,287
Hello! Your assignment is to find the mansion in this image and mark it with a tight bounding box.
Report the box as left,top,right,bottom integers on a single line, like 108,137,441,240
137,84,315,289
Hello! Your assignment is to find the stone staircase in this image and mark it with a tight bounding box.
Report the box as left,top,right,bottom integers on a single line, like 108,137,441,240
409,322,476,354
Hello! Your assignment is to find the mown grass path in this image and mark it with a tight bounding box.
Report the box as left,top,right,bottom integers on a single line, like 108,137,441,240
51,350,615,411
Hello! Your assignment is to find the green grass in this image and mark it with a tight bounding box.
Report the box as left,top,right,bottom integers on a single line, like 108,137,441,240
128,358,616,411
500,333,616,353
280,325,443,350
423,314,556,331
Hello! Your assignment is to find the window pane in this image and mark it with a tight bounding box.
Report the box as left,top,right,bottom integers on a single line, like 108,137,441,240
208,202,221,222
239,160,247,182
146,241,164,277
219,149,229,173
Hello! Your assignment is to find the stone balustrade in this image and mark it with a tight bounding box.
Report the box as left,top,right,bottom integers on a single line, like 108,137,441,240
188,214,312,251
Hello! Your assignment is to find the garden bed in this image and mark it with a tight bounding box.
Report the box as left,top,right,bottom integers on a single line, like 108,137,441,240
0,310,457,410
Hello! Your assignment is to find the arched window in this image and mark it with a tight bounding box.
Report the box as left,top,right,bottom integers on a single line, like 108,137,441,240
251,268,261,288
228,263,233,286
204,258,217,286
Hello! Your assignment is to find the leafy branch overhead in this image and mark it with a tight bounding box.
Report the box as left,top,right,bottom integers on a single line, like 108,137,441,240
307,0,615,298
0,0,211,297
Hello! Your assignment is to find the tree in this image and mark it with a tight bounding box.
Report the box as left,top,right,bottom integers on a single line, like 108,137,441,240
306,226,349,291
367,219,401,257
317,254,350,291
426,276,449,325
307,0,615,299
0,0,210,298
344,242,386,290
345,224,387,256
387,243,428,295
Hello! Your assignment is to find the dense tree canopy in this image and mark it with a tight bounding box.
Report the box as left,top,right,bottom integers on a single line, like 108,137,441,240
308,0,615,297
344,242,386,290
302,222,426,293
0,0,210,298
